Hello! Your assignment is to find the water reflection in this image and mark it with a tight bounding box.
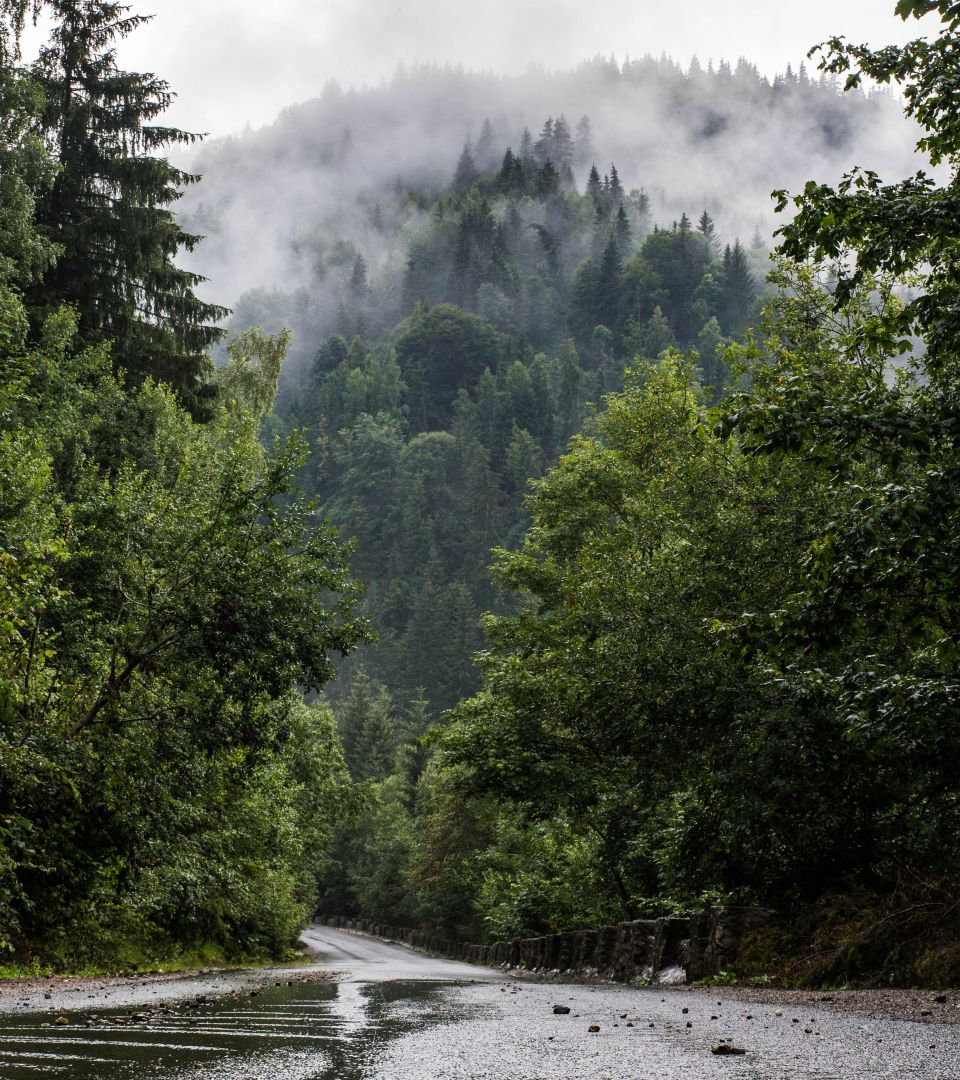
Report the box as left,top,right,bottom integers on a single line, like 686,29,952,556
0,979,473,1078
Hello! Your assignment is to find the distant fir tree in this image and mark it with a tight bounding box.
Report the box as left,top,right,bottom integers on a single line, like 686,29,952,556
641,304,675,357
551,114,575,170
474,117,497,171
587,164,603,209
22,1,227,416
498,148,524,194
349,254,368,296
615,204,632,255
593,235,623,330
629,188,651,235
696,314,726,397
575,114,594,164
718,240,756,335
607,163,624,203
452,140,479,191
697,209,720,252
533,117,554,164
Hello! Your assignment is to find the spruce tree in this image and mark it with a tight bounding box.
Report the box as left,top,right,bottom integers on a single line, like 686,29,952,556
608,163,624,203
534,117,554,164
718,240,756,336
23,1,227,415
575,114,594,164
474,117,496,170
586,164,603,209
551,114,574,170
641,305,675,357
697,209,720,253
452,141,479,191
349,254,368,296
615,204,632,254
594,235,623,330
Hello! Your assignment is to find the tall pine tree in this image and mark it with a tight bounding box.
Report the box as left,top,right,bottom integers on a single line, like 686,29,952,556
21,1,227,414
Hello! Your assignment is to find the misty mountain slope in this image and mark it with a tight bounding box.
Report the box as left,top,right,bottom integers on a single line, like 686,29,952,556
172,51,921,726
258,120,767,721
180,53,917,355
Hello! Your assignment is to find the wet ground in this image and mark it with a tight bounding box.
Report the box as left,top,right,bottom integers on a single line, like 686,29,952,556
0,926,957,1077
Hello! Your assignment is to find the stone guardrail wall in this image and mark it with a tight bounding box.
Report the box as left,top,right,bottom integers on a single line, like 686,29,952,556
315,905,775,984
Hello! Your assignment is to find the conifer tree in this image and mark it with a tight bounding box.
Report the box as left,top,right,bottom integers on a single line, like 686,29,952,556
552,114,575,170
20,1,228,415
586,164,603,209
641,304,675,356
594,235,624,329
498,148,523,193
615,204,632,254
474,117,496,170
535,159,560,196
553,338,583,446
608,163,624,203
452,140,479,191
697,209,720,252
695,314,725,394
534,117,554,164
575,114,594,164
718,240,756,335
630,187,651,219
349,254,368,296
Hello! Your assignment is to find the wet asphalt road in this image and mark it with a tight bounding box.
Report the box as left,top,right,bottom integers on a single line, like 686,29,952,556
0,925,957,1077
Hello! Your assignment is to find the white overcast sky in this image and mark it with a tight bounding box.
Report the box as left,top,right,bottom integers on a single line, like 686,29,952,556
25,1,926,136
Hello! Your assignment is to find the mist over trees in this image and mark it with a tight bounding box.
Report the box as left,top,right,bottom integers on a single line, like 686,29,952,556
180,53,918,375
271,133,763,738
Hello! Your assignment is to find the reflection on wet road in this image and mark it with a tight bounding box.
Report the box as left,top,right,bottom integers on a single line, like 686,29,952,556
0,978,476,1078
0,927,958,1078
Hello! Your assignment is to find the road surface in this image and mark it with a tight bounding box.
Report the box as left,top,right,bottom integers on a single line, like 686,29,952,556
0,924,956,1077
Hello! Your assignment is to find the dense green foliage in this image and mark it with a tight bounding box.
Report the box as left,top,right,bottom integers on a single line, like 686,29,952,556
0,3,367,967
305,3,960,974
5,0,958,986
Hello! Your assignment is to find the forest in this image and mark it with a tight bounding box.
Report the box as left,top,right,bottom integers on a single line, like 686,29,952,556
1,0,960,986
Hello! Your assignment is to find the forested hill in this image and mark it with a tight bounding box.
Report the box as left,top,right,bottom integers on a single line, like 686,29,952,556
180,55,916,371
181,53,915,725
270,140,763,722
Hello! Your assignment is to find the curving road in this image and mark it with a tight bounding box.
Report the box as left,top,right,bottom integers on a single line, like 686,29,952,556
300,924,500,983
0,924,957,1077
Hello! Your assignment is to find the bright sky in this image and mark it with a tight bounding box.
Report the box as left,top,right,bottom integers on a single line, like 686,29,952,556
23,1,926,136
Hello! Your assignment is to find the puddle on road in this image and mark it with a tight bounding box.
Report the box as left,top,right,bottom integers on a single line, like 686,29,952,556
0,979,476,1078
